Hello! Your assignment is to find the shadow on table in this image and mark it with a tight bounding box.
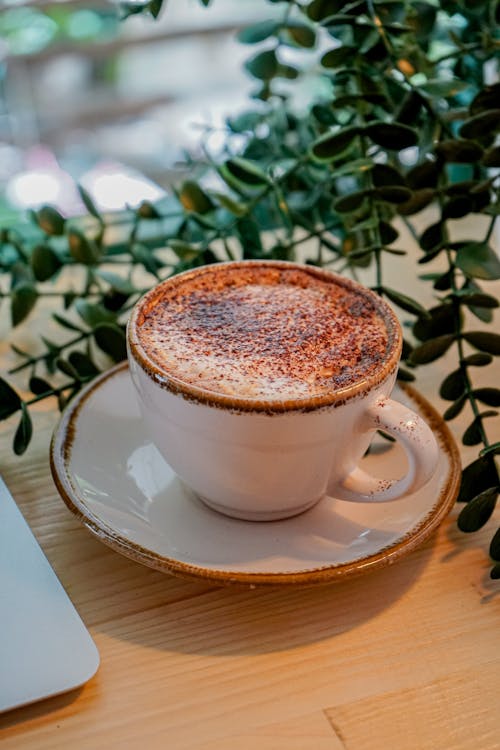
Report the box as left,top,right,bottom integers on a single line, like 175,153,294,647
87,533,435,656
441,507,499,603
0,687,84,731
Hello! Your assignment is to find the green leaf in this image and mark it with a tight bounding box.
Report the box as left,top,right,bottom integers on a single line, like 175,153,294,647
459,109,500,139
75,300,116,328
307,0,344,21
51,313,85,333
67,229,101,265
334,190,369,214
320,45,356,68
148,0,164,18
462,419,482,447
397,367,415,382
439,369,466,401
93,323,127,362
372,164,407,188
64,291,77,309
418,78,469,98
462,411,497,446
463,331,500,355
137,200,162,219
470,84,500,116
458,292,499,309
237,216,263,258
133,244,161,276
10,344,30,358
179,181,215,214
455,243,500,281
29,376,52,396
35,206,65,236
30,244,62,282
96,271,135,296
310,127,360,161
227,110,262,133
276,63,299,80
435,139,483,163
77,184,103,221
463,352,492,366
382,287,429,317
442,197,472,221
56,358,80,380
213,192,248,216
13,403,33,456
490,527,500,561
491,563,500,579
244,49,278,81
413,304,455,341
41,336,59,354
443,394,467,421
379,221,399,245
286,23,316,48
482,145,500,167
68,351,100,378
406,161,440,190
458,456,499,503
472,388,500,407
469,302,493,325
419,222,443,252
103,289,130,314
480,442,500,458
11,285,38,326
402,338,413,360
10,261,34,289
168,240,201,261
223,157,270,187
409,334,455,364
374,186,413,204
433,270,453,291
457,487,498,532
311,103,336,125
364,122,418,150
0,377,22,420
237,20,279,44
119,1,151,20
398,189,435,216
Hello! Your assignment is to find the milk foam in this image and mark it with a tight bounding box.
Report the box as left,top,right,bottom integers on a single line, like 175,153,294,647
136,265,390,399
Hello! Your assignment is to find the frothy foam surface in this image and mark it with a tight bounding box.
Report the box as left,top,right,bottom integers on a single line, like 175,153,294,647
136,265,391,400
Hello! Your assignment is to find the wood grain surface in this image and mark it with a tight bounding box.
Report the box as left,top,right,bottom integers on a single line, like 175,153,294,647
1,235,499,749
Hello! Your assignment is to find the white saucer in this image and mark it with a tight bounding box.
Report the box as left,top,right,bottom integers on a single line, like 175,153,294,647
50,363,460,587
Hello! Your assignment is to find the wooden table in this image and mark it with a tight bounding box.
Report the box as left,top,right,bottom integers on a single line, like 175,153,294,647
1,237,499,750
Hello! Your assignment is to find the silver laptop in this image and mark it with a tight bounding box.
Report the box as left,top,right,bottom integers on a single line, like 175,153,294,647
0,477,99,713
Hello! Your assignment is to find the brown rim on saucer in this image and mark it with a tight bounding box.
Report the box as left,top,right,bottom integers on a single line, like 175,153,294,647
50,362,461,588
127,260,403,413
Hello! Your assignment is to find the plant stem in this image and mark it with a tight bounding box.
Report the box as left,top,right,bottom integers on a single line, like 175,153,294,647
24,378,93,407
8,332,89,375
444,247,491,450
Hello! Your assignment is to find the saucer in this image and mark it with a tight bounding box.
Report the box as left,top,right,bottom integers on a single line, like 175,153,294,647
50,362,460,587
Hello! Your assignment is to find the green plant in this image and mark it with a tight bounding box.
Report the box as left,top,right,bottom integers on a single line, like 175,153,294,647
1,0,499,575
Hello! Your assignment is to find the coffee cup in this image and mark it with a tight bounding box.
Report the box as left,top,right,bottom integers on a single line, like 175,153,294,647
127,260,439,521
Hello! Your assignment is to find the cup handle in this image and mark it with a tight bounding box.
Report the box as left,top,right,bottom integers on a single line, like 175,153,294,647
328,396,439,503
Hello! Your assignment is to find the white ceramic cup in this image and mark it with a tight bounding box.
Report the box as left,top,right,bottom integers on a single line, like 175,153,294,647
127,261,439,521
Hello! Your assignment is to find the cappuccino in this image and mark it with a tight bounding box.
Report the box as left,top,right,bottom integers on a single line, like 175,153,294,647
134,263,393,400
127,261,438,519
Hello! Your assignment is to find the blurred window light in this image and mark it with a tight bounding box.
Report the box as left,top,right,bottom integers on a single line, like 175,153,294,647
7,170,67,208
79,163,165,211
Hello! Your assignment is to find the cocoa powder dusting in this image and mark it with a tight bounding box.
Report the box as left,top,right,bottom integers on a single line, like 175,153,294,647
137,265,390,399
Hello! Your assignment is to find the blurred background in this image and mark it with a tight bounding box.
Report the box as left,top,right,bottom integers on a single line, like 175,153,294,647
0,0,270,216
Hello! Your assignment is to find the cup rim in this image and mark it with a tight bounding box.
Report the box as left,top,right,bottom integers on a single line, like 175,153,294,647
127,260,402,413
